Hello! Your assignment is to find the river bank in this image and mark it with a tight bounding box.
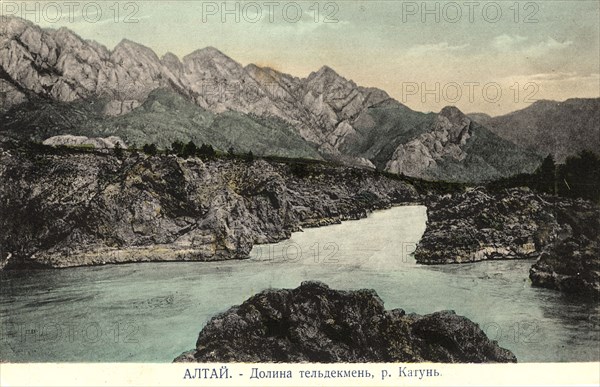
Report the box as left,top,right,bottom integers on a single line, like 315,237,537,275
0,138,419,270
2,139,598,299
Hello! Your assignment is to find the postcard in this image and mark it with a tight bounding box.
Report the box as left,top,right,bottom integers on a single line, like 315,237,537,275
0,1,598,386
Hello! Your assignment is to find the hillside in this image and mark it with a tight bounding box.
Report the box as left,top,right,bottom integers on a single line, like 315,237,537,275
472,98,600,162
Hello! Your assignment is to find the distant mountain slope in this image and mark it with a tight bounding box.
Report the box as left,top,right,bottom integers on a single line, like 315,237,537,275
2,89,322,159
472,99,600,162
1,16,543,181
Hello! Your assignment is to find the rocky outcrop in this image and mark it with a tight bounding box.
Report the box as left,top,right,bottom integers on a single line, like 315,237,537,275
0,138,418,269
414,187,600,266
42,135,127,149
385,107,471,177
174,281,517,363
529,201,600,297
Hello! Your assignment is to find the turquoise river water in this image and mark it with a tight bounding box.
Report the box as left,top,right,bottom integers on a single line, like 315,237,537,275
1,206,598,362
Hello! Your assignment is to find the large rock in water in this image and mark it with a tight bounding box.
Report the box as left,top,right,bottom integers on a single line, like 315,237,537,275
174,282,517,363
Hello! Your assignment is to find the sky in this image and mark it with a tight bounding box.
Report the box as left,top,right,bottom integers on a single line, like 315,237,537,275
6,0,600,115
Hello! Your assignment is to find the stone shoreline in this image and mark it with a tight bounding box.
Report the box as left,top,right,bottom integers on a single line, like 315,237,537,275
416,187,599,297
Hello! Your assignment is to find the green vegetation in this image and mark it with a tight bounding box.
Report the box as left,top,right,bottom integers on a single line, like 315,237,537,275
182,141,198,159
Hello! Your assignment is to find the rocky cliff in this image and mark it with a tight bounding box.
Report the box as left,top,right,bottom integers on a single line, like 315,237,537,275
2,138,597,297
415,187,599,264
174,281,517,363
530,236,599,297
42,135,127,149
0,138,418,270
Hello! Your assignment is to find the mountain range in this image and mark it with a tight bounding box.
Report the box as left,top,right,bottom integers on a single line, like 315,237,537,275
469,99,600,163
3,16,595,182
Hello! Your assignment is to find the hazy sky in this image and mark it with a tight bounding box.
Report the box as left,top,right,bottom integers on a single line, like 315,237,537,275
11,0,600,115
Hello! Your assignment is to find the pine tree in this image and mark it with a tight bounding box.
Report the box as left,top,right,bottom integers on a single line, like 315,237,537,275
113,142,124,158
171,141,185,156
537,154,556,194
199,144,216,160
142,143,157,156
182,141,198,158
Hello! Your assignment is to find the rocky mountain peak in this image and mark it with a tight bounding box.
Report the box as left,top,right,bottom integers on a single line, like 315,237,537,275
1,17,544,182
161,52,180,63
184,46,233,63
315,65,336,75
181,46,245,80
0,15,31,35
439,106,470,126
306,65,346,84
112,38,159,61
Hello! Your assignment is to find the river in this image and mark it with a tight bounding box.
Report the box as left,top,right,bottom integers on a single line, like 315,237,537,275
1,206,598,362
